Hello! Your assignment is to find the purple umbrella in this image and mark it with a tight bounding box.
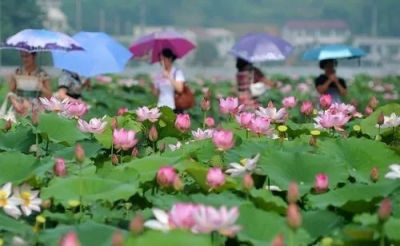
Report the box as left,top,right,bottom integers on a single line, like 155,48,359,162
129,30,196,64
229,32,293,63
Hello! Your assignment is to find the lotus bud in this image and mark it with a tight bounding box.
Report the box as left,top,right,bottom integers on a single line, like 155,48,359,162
378,198,391,222
287,182,299,204
286,203,302,231
41,199,52,209
131,147,138,157
159,143,166,153
112,154,119,165
111,117,118,130
59,231,81,246
370,167,379,183
204,89,211,101
129,214,144,235
201,98,210,112
5,120,12,131
242,172,254,190
148,125,158,142
369,96,379,109
31,110,39,125
54,158,67,177
270,233,284,246
111,230,124,246
173,175,184,191
377,112,384,125
309,136,317,146
74,144,85,164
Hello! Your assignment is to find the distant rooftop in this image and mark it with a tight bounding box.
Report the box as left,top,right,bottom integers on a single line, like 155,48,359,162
284,20,349,30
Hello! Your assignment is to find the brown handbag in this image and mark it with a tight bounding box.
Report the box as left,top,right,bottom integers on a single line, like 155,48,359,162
174,83,195,110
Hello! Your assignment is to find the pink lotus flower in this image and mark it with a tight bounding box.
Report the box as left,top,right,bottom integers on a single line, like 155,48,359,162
112,128,139,150
328,103,355,115
286,203,302,230
297,83,310,94
255,101,287,123
175,114,191,132
319,94,332,110
157,166,177,188
59,231,81,246
314,174,328,193
235,112,254,129
301,102,314,116
192,205,242,237
65,101,88,117
192,128,214,140
169,203,198,229
39,97,69,112
212,130,235,151
280,84,292,93
249,116,274,135
205,117,215,127
118,107,128,116
219,97,244,115
136,106,161,122
206,167,226,189
282,96,297,109
369,96,379,109
54,158,67,177
148,125,158,142
77,118,108,134
314,111,350,131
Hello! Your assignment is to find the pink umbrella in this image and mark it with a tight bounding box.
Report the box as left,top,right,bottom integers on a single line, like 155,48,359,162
129,30,196,64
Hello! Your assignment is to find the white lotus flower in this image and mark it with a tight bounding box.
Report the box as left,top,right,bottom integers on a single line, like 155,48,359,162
144,208,171,232
385,164,400,179
13,183,42,216
169,142,182,151
225,154,260,177
0,182,22,219
376,113,400,129
265,185,282,191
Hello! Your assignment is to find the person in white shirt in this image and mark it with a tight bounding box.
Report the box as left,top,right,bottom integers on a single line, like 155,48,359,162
150,48,185,114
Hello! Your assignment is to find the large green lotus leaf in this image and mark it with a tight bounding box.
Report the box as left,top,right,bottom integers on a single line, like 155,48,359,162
384,217,400,241
51,140,103,160
124,230,212,246
185,166,237,192
317,138,400,183
190,192,248,208
41,174,139,205
37,113,87,146
221,121,247,139
237,203,311,246
0,151,42,184
146,193,192,210
341,224,376,243
301,210,344,239
250,189,287,214
0,125,35,152
94,127,113,149
308,180,400,213
259,151,348,195
124,155,181,183
224,138,275,164
38,220,127,246
360,103,400,137
353,213,379,226
0,212,32,234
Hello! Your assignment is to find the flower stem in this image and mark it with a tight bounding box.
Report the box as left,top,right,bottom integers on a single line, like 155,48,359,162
392,127,395,145
35,131,39,157
78,162,83,223
202,111,207,129
120,151,123,164
380,234,385,246
246,129,249,139
290,229,296,246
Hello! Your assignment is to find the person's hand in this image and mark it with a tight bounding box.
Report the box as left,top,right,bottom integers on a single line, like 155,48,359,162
162,70,170,79
328,74,338,83
11,100,26,114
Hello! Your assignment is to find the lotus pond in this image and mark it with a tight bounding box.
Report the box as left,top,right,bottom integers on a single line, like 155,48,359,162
0,73,400,246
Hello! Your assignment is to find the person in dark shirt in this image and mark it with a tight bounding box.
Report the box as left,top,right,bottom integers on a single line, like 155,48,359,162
314,59,347,103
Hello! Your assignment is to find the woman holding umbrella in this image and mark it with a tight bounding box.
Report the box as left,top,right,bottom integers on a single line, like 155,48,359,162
315,59,347,103
150,48,186,114
8,51,53,116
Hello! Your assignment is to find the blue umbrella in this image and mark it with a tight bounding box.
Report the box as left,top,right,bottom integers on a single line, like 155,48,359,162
228,32,293,63
302,44,366,61
52,32,133,77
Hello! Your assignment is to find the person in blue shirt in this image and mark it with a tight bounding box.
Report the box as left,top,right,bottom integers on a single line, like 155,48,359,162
314,59,347,103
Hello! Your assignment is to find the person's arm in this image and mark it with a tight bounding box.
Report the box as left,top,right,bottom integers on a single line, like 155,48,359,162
164,69,184,93
334,78,347,96
8,76,25,113
316,76,333,94
40,79,53,99
254,67,276,88
150,82,159,97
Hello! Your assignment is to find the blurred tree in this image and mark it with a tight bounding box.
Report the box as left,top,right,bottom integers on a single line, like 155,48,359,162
0,0,44,65
191,40,219,67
